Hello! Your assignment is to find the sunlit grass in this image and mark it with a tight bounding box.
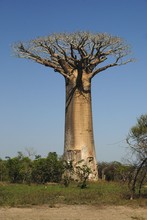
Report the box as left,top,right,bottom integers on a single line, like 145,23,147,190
0,181,146,207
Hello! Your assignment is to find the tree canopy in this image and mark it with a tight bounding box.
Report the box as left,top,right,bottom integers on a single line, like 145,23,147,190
127,114,147,161
13,32,133,79
126,114,147,198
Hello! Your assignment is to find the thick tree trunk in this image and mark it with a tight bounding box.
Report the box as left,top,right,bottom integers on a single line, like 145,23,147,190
64,71,98,180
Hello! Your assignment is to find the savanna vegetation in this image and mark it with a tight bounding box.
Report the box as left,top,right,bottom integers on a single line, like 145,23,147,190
0,114,146,207
0,153,146,207
0,181,146,207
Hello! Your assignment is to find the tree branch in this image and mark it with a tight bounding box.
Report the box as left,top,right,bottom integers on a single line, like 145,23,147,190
58,58,71,76
13,32,133,79
90,62,118,79
15,43,71,78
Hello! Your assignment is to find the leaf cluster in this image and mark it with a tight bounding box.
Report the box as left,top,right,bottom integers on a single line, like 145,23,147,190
127,114,147,161
1,152,64,184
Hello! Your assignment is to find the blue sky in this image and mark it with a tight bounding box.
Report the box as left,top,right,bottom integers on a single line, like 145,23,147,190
0,0,147,162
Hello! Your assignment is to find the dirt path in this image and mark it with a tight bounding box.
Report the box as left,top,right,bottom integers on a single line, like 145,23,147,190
0,205,147,220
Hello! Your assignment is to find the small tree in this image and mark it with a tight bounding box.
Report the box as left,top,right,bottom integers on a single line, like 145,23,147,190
19,156,32,184
62,160,74,187
0,159,8,182
6,152,32,184
46,152,64,183
126,114,147,199
76,161,91,188
32,152,64,184
32,157,48,184
6,156,21,183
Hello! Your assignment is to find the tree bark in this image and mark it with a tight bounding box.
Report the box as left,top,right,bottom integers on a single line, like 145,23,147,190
64,70,98,180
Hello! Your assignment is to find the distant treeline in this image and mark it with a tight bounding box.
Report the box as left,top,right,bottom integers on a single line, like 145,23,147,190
0,151,134,184
0,151,146,198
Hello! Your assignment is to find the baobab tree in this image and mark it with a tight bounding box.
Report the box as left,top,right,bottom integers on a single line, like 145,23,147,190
14,32,132,180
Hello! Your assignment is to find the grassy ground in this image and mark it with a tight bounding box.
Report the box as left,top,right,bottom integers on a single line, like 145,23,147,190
0,181,146,207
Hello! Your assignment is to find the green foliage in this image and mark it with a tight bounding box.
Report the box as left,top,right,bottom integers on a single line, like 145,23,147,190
75,162,91,189
62,160,92,188
6,153,32,184
19,156,32,184
126,114,147,199
131,114,147,139
62,160,74,187
127,114,147,160
32,152,64,184
2,151,64,184
32,157,48,183
46,152,64,183
98,161,132,182
0,159,8,181
0,146,146,201
6,156,22,183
